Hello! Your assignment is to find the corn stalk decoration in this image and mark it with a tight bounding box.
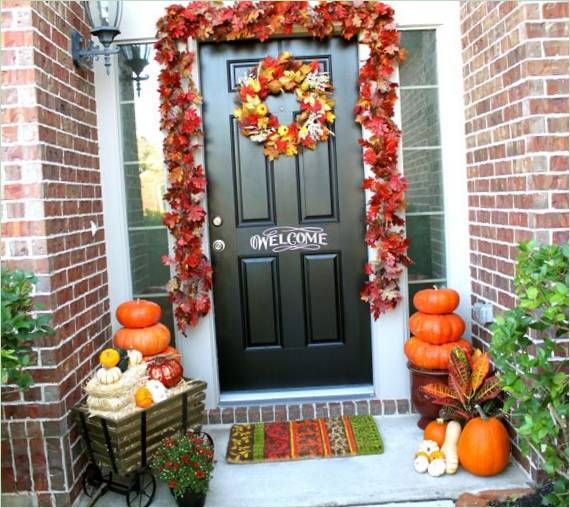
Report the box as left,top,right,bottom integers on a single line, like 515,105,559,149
421,347,502,421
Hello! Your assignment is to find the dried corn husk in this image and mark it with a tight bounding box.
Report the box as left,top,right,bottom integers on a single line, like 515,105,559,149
85,363,147,398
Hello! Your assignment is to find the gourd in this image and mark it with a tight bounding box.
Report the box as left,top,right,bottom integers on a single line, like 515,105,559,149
441,420,461,474
96,367,122,385
114,323,171,356
424,418,448,447
127,349,144,367
413,287,459,314
428,458,446,477
404,337,472,370
135,387,153,408
99,348,120,368
417,440,439,455
458,405,510,476
414,452,429,473
146,380,168,403
116,299,161,328
409,313,465,344
147,357,183,388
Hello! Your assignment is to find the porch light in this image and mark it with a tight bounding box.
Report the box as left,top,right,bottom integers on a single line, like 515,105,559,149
119,43,152,97
71,1,123,75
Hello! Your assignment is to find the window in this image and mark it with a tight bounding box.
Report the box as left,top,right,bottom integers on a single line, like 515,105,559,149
399,30,447,314
117,43,175,337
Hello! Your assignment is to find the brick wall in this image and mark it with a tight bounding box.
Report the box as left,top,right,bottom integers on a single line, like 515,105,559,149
1,1,111,506
460,0,569,478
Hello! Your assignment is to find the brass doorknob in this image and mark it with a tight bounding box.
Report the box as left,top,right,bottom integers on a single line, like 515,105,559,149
212,239,226,252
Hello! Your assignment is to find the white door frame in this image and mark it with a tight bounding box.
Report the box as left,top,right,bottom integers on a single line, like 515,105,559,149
96,1,469,409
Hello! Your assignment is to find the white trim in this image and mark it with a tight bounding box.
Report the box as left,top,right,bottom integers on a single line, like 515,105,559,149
220,385,375,406
95,53,133,331
97,1,470,408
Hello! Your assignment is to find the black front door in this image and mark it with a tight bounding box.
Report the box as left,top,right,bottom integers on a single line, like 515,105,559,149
200,37,372,392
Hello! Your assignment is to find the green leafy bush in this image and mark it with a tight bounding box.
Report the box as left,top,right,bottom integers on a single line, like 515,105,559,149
490,241,569,506
1,268,53,390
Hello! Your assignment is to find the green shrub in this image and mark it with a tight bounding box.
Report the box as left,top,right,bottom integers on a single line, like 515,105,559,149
1,268,53,390
490,241,569,506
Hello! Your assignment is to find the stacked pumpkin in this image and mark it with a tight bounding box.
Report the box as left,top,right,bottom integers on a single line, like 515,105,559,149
404,288,472,370
113,299,184,409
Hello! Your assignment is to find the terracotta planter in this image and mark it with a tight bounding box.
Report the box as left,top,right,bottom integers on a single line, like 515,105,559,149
408,362,448,430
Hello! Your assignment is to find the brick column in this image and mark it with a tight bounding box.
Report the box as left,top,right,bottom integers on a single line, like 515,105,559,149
1,1,112,506
460,1,569,477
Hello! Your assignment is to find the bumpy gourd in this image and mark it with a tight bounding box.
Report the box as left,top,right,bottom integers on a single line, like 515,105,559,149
96,366,122,385
428,458,446,477
441,420,462,474
128,349,144,367
418,439,439,455
414,452,429,473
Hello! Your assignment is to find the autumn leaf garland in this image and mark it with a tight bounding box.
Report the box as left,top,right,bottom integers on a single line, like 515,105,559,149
156,1,410,332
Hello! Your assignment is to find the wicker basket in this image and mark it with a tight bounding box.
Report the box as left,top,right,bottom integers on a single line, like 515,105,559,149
74,379,207,477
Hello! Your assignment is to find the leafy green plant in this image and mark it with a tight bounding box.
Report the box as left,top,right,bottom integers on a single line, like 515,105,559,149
1,268,53,390
490,241,569,506
421,347,501,421
150,431,215,499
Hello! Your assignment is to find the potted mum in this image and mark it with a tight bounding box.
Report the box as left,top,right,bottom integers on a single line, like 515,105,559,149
150,431,215,507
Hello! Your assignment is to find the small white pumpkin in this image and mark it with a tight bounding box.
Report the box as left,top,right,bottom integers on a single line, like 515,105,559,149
417,439,439,455
414,452,429,473
127,349,144,367
146,379,167,402
428,457,446,477
96,367,122,385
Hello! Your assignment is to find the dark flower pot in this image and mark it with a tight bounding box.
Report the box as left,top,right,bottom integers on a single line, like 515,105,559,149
408,362,449,430
170,488,206,507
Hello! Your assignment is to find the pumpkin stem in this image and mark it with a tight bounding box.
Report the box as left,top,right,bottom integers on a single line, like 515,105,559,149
475,404,487,420
436,417,445,424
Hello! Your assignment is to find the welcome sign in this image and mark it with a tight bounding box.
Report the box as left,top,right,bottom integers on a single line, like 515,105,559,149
250,226,328,253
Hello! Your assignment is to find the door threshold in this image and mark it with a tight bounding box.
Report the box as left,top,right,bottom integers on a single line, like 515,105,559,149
219,384,375,406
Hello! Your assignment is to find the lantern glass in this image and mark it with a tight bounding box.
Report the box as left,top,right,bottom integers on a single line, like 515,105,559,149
84,1,122,31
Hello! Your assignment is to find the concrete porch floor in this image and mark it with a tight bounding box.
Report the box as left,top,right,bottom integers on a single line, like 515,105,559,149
90,415,531,507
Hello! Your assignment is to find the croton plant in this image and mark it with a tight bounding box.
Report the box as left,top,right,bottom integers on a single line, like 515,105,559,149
421,347,502,421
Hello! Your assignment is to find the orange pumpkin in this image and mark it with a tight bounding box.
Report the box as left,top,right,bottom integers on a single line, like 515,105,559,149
144,345,181,363
135,387,153,409
404,337,472,370
116,299,161,328
99,348,120,368
458,406,510,476
424,418,448,447
409,312,465,344
413,288,460,314
114,323,170,356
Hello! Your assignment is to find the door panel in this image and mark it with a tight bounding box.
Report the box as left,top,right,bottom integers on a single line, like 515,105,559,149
200,37,372,391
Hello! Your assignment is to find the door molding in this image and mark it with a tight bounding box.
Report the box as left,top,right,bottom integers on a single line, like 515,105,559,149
97,1,469,408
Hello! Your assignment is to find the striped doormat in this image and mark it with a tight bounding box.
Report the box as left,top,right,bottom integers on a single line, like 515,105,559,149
226,415,383,464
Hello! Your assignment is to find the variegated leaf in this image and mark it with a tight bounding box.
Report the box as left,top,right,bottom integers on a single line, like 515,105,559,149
471,351,490,392
449,347,472,399
449,371,467,405
433,397,467,412
420,383,460,401
476,375,501,402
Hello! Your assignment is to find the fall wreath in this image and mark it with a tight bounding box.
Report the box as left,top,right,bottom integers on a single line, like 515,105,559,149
233,52,335,160
156,1,410,332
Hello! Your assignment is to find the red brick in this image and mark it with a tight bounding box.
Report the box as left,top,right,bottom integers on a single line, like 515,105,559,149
542,2,569,19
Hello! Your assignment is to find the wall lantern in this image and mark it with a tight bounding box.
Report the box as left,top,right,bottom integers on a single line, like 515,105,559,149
71,1,123,74
119,43,152,97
